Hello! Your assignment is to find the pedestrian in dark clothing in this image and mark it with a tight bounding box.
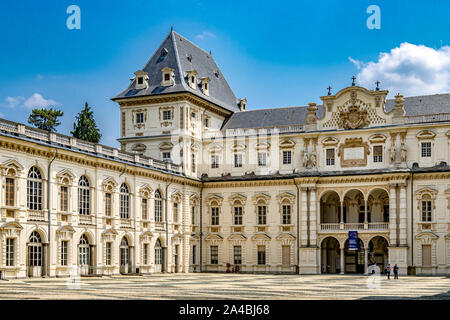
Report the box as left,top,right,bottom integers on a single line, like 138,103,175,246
393,264,399,279
385,264,391,279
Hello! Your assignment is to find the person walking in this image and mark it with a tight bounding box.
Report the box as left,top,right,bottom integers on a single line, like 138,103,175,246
385,263,391,279
393,264,399,279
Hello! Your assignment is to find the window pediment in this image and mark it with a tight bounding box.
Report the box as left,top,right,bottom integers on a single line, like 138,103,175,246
228,233,247,240
253,192,271,204
415,187,438,200
102,177,118,192
417,130,436,140
368,134,387,144
229,193,247,205
255,142,270,151
207,143,223,153
231,143,246,152
159,142,174,150
276,192,295,204
251,233,271,241
170,190,183,202
279,139,295,149
206,194,224,206
139,184,153,198
56,169,75,184
415,231,439,242
205,234,223,241
322,137,339,146
0,159,24,175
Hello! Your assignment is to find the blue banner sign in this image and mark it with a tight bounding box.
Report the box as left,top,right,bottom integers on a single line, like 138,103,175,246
348,231,358,250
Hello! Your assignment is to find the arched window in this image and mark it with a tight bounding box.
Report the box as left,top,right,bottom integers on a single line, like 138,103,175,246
28,231,42,267
78,176,90,215
27,167,42,210
155,190,162,222
120,183,130,219
120,237,129,267
79,234,90,266
5,168,16,207
155,239,162,265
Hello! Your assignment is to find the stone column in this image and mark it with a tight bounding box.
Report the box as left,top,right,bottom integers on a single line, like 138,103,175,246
364,199,368,224
389,184,397,246
300,187,308,247
182,191,190,273
340,247,345,274
309,187,317,247
399,183,408,246
364,247,368,275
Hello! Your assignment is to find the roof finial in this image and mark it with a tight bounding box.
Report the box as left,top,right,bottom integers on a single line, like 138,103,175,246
209,50,212,55
375,80,380,91
351,76,356,86
327,86,332,96
171,25,173,32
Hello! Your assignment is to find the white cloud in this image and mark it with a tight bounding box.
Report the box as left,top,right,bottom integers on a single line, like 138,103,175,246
195,31,216,40
350,43,450,97
5,96,24,108
23,93,58,109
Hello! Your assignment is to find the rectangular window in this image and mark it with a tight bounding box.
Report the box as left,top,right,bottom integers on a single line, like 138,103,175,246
5,177,14,206
143,243,148,265
421,200,432,222
164,73,170,81
234,154,242,168
326,148,335,166
105,193,112,216
191,153,196,173
233,246,242,265
191,112,196,120
257,206,267,225
210,246,218,265
162,110,172,120
257,245,266,265
204,118,209,128
191,206,195,224
282,205,291,224
282,245,290,265
211,155,219,169
258,152,267,167
421,142,432,158
142,198,148,220
422,244,432,267
137,77,143,85
6,238,14,266
192,245,197,265
136,112,144,124
234,206,243,225
282,151,292,165
106,242,112,265
162,152,171,160
173,202,178,223
60,186,68,212
211,207,219,225
373,145,383,163
383,205,389,223
61,241,68,266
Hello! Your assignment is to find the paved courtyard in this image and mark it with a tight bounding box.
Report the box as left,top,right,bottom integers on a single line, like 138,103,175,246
0,273,449,300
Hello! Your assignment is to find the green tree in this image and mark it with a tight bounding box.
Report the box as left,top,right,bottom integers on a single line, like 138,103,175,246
71,102,102,143
27,107,64,132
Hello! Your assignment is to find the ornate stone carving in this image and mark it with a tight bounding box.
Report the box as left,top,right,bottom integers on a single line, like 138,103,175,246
338,104,369,129
338,137,370,167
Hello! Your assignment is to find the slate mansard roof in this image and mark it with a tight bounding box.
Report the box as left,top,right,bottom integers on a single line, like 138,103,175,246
223,93,450,130
113,30,240,113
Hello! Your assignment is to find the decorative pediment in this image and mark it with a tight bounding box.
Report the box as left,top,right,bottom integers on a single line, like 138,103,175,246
276,233,296,241
252,192,271,204
251,233,271,241
415,187,438,200
190,193,200,206
415,231,439,243
170,190,183,202
322,137,339,146
140,231,153,242
56,168,76,184
368,134,387,144
102,177,118,192
0,221,23,231
0,159,24,175
139,184,153,198
231,143,246,152
207,143,223,153
159,142,174,150
416,130,436,140
205,234,223,241
56,225,75,233
206,194,224,206
190,142,200,151
255,142,270,151
276,192,295,204
279,139,296,149
229,193,247,205
228,233,247,240
132,143,147,153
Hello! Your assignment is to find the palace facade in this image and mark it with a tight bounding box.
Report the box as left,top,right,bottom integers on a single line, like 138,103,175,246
1,30,450,279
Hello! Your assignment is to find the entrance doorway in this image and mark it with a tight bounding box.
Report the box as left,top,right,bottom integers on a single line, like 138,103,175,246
368,236,389,274
344,238,365,274
78,234,91,275
120,237,130,274
154,239,163,273
27,231,43,277
320,237,341,274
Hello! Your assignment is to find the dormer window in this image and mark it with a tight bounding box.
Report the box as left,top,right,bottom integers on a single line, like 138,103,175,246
161,67,175,86
134,70,148,90
187,70,198,89
239,98,247,111
200,77,210,96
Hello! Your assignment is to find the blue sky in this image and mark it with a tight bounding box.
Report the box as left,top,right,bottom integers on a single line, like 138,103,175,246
0,0,449,147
